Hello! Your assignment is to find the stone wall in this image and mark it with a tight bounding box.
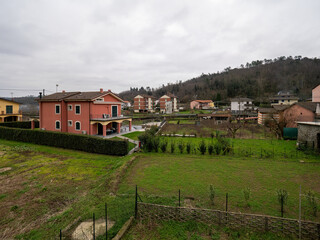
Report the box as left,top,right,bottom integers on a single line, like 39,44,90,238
297,123,320,149
137,202,320,239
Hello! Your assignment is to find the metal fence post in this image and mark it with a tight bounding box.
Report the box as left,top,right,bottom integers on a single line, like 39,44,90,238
226,193,228,220
105,203,108,240
179,189,180,207
60,229,62,240
93,213,95,240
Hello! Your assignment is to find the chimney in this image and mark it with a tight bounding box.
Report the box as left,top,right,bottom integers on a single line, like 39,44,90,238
108,89,111,92
62,90,65,93
316,103,320,115
100,88,103,93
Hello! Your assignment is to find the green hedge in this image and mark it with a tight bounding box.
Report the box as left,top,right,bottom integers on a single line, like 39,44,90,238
0,127,128,156
0,121,39,129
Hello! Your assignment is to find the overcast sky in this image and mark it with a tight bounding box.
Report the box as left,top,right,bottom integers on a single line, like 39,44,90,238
1,0,320,97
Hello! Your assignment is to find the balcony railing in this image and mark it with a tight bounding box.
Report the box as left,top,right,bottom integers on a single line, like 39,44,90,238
90,114,131,120
0,110,22,116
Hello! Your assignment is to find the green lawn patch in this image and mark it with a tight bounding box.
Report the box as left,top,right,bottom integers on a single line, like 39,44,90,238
122,131,144,141
118,152,320,222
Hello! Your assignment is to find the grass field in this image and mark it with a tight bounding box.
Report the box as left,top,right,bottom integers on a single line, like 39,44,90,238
153,137,320,162
122,131,144,141
0,139,134,240
118,150,320,222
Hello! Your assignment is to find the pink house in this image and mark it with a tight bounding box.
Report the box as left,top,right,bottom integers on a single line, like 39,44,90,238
39,89,132,137
283,102,320,127
312,84,320,102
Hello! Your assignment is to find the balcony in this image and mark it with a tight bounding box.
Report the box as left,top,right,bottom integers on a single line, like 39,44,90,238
0,110,22,116
90,114,131,121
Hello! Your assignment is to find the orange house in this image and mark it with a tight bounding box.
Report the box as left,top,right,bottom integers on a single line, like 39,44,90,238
39,89,132,136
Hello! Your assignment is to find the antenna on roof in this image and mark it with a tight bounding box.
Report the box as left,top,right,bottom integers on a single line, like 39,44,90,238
11,92,13,101
56,84,59,92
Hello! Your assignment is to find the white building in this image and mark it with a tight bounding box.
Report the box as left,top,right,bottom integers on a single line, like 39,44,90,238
230,98,253,113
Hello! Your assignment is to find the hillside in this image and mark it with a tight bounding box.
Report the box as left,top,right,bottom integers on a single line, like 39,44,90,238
119,56,320,103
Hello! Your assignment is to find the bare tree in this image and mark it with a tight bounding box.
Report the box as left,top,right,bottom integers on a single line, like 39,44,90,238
226,119,245,138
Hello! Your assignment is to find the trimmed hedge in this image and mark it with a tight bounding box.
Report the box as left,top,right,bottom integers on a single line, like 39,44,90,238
0,127,128,156
0,121,39,129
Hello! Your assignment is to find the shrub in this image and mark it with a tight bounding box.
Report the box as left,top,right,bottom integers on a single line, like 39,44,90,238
306,190,318,217
153,137,160,152
0,121,39,129
186,142,191,154
208,144,214,155
170,142,175,153
0,127,128,156
178,141,185,154
243,187,251,207
277,189,288,217
198,140,207,155
160,140,168,153
209,185,215,206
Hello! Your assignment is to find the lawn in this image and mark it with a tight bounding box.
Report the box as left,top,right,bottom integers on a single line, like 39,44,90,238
118,151,320,222
0,139,134,240
122,131,144,141
156,137,320,162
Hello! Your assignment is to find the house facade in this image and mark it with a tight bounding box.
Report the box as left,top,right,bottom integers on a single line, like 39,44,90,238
270,93,299,105
0,98,22,122
39,89,132,136
312,84,320,102
133,95,155,113
230,98,253,113
190,100,214,110
159,94,178,113
283,102,320,127
297,122,320,150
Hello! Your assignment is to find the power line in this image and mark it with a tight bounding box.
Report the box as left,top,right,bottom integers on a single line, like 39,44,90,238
0,88,54,93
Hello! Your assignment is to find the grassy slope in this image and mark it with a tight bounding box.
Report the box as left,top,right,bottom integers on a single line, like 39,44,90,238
122,131,144,141
118,147,320,222
0,139,133,240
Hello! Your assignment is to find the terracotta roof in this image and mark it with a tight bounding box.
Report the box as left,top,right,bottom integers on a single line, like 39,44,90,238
230,98,252,102
39,92,80,101
272,105,290,111
39,91,123,102
295,102,319,113
193,100,213,103
137,94,156,99
0,97,21,104
258,108,276,113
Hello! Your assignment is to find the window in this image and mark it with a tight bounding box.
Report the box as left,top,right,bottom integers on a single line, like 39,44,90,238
55,104,60,114
68,120,73,126
75,105,81,114
68,104,72,111
6,105,13,114
55,121,60,129
75,121,81,130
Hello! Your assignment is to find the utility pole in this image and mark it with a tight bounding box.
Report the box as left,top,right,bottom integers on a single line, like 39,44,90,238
43,89,45,96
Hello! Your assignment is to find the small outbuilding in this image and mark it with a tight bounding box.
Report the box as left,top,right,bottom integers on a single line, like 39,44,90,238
297,122,320,150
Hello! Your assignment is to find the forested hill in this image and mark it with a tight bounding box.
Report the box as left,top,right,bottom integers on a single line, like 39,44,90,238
119,56,320,103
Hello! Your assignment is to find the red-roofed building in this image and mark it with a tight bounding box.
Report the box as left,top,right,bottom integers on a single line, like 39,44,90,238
39,89,132,136
159,94,178,114
133,95,155,113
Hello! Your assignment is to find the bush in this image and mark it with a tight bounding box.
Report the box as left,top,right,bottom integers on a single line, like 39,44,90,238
186,142,191,154
306,190,318,217
0,121,39,129
178,141,185,154
170,142,175,153
277,189,288,217
243,187,251,207
0,127,128,156
153,137,160,152
198,140,207,155
160,140,168,153
208,145,214,155
209,185,215,206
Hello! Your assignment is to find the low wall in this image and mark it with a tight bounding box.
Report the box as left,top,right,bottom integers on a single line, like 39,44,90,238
137,202,320,239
